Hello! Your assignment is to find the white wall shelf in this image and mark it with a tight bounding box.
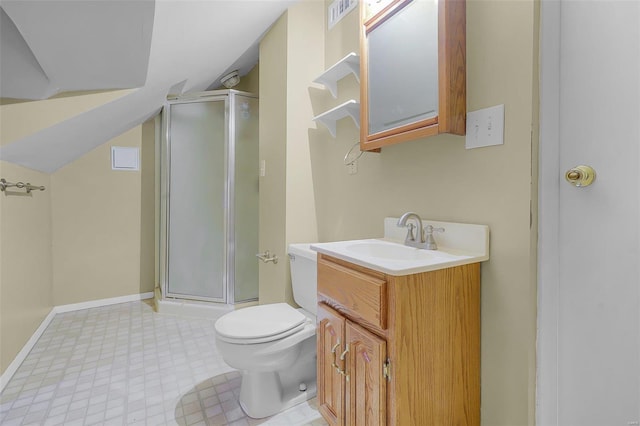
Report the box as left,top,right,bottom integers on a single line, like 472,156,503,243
313,100,360,137
313,52,360,98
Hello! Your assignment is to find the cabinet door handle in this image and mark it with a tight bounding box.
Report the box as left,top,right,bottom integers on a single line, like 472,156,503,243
337,344,350,381
339,344,349,361
331,340,341,371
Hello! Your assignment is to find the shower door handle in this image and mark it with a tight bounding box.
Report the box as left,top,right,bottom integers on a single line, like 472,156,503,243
256,251,278,264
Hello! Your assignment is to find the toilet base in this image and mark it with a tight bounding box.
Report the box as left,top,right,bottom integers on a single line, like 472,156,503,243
239,372,317,419
237,340,317,419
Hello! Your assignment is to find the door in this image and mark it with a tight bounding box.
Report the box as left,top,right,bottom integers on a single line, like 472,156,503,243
165,99,227,301
345,321,386,426
230,95,259,302
538,1,640,425
318,303,346,426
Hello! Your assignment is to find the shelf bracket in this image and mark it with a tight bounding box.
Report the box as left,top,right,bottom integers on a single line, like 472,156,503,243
313,52,360,98
312,100,360,138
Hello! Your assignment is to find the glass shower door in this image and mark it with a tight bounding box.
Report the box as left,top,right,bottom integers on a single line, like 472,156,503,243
166,99,227,301
231,95,259,302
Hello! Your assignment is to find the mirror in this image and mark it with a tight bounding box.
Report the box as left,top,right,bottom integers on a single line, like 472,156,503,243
360,0,466,151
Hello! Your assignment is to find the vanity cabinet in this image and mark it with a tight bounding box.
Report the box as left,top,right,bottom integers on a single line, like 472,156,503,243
359,0,466,151
316,253,480,425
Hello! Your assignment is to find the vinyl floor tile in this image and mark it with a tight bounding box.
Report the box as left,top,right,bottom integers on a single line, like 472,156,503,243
0,302,327,426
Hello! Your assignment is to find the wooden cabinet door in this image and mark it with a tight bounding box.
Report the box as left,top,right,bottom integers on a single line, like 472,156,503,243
345,321,387,426
318,303,346,426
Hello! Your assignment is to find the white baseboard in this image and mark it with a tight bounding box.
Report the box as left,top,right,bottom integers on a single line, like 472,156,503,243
0,292,154,393
156,298,234,319
55,292,154,313
0,308,57,393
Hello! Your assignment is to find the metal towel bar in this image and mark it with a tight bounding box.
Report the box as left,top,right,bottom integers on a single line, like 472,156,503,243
256,251,278,264
0,178,46,194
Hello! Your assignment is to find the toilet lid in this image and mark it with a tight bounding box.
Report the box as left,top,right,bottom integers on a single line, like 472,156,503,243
215,303,307,341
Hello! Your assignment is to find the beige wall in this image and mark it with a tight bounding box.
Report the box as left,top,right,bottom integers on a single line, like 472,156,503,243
259,2,324,305
0,90,132,145
285,3,323,247
260,0,539,424
140,118,157,293
0,93,156,374
0,161,53,375
321,1,538,424
235,64,260,94
259,12,289,304
51,124,155,305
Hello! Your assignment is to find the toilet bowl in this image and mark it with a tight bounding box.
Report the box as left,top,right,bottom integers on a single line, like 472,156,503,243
214,243,318,419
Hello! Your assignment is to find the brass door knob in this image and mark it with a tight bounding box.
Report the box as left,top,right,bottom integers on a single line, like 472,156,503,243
565,165,596,187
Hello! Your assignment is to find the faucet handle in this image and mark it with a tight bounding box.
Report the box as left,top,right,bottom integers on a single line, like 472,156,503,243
404,223,416,242
423,225,445,250
424,225,445,235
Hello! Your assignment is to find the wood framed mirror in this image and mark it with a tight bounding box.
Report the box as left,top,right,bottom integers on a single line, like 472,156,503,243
360,0,466,151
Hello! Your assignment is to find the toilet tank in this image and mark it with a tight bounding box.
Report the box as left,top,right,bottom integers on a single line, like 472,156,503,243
288,244,318,316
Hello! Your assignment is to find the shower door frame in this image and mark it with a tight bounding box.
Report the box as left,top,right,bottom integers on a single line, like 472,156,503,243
160,90,257,303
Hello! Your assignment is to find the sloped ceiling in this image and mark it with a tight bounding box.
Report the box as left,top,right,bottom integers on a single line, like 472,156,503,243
1,0,154,99
0,0,296,173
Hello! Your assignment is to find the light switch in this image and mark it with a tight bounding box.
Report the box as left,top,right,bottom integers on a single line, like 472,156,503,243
465,104,505,149
111,147,139,171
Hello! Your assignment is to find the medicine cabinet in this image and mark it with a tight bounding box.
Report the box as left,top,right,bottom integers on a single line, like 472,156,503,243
360,0,466,151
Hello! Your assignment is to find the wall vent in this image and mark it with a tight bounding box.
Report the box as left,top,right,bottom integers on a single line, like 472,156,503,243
328,0,358,30
111,146,139,171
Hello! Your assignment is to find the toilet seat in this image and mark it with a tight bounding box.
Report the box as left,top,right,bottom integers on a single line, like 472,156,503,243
215,303,308,344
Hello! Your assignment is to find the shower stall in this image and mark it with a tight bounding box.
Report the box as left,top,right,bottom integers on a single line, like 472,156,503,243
159,90,259,307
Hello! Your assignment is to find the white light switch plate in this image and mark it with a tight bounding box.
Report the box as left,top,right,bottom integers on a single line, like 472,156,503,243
465,104,505,149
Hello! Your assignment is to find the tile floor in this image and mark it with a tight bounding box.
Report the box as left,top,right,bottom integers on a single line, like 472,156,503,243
0,301,327,426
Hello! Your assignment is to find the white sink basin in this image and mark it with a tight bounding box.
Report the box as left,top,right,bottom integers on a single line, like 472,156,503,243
344,240,457,261
310,219,489,276
312,238,482,275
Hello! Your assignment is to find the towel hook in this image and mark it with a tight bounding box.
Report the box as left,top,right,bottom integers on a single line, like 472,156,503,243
343,142,365,166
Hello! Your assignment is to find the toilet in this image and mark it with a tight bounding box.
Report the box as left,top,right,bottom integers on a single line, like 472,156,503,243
214,243,318,419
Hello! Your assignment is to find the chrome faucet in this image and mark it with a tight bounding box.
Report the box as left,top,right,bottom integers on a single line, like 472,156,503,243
397,212,424,248
397,212,445,250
